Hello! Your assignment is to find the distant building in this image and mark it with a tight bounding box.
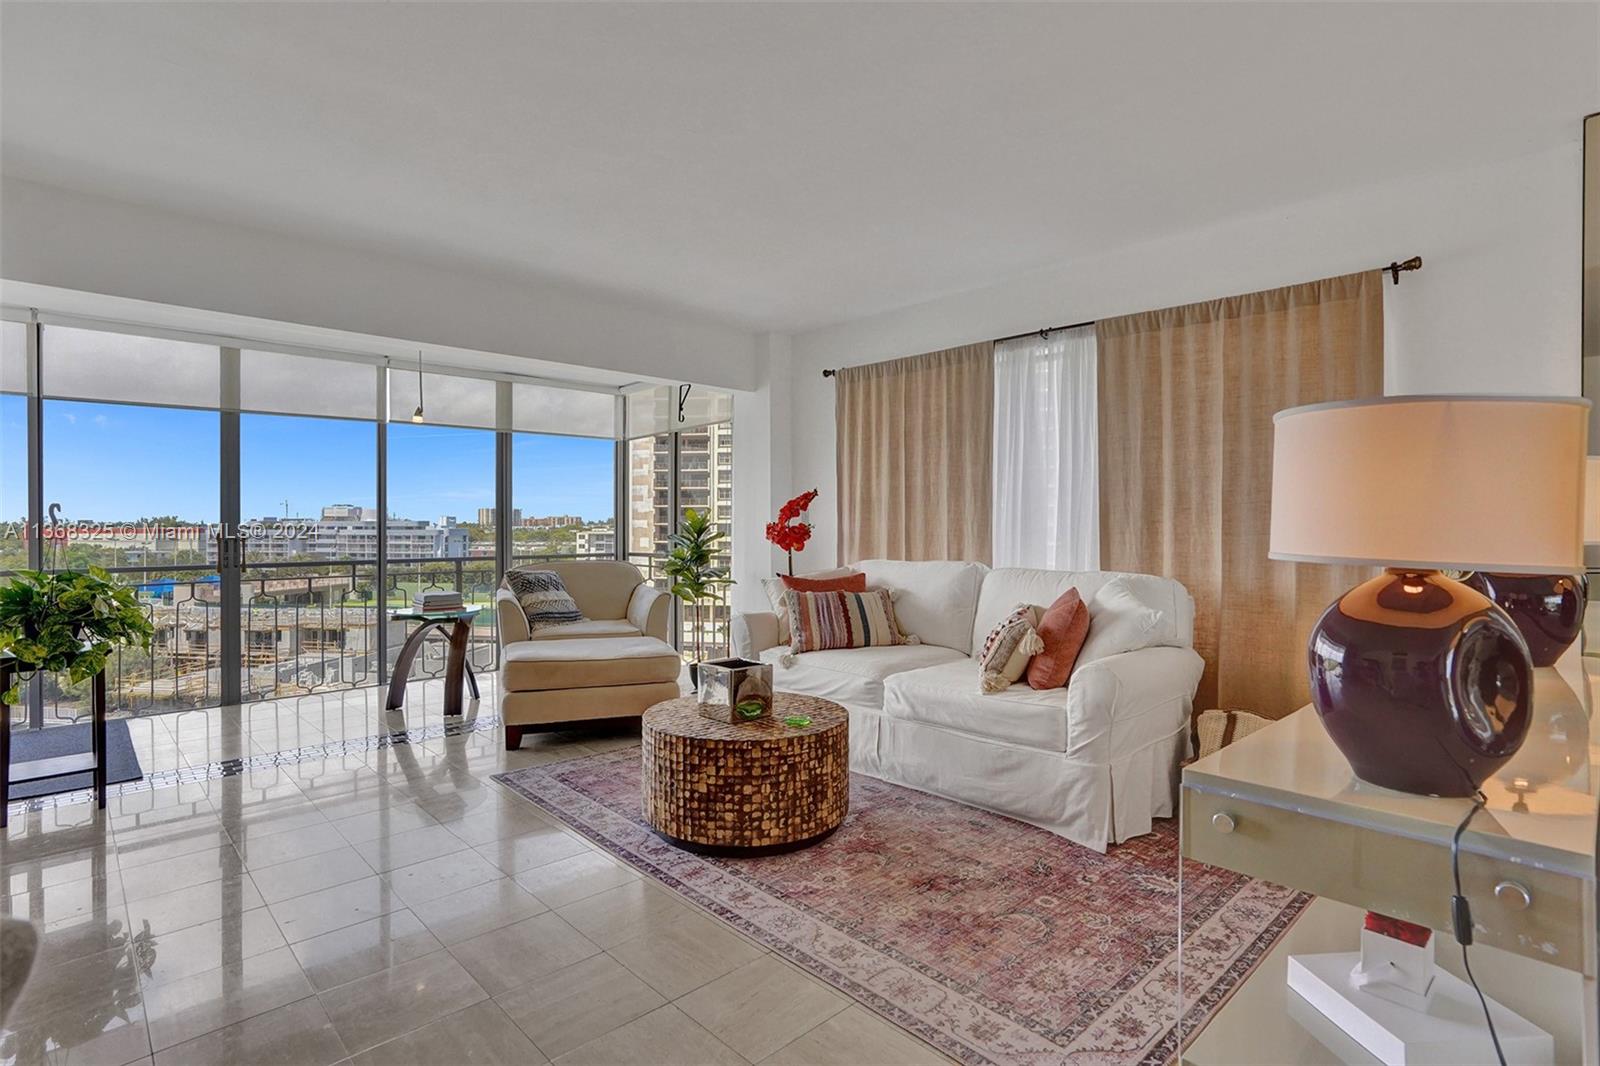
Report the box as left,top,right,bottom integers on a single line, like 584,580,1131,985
216,505,470,562
476,507,523,527
522,514,582,529
575,525,616,558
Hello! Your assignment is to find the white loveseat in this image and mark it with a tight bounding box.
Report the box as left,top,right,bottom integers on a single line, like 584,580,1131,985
730,560,1204,851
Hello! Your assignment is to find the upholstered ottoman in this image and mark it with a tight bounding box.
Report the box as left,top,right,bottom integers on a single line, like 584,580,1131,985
499,635,682,748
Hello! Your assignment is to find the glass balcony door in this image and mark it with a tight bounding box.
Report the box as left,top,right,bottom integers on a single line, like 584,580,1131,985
238,413,379,703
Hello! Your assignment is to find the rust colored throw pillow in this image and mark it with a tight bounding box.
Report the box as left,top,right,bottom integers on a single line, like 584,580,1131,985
1026,587,1091,690
780,572,868,594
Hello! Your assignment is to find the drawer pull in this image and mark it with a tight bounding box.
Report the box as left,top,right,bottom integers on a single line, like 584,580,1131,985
1493,881,1532,910
1211,812,1236,834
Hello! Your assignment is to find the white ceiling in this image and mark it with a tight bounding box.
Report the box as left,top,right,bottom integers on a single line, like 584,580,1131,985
1,2,1595,334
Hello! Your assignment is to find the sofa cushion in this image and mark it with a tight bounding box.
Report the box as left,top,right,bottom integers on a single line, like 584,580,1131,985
786,588,911,653
883,659,1070,751
759,643,966,710
502,636,680,692
976,604,1044,694
530,619,641,641
972,568,1194,654
1026,587,1090,690
855,559,988,654
763,566,858,645
1077,577,1168,665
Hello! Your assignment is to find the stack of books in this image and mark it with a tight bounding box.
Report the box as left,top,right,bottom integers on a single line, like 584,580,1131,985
413,590,465,612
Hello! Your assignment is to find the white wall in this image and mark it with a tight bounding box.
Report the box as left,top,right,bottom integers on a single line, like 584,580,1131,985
730,333,793,613
0,178,759,391
788,143,1585,567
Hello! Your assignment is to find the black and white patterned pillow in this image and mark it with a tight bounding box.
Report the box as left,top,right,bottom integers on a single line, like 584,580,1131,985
503,569,584,631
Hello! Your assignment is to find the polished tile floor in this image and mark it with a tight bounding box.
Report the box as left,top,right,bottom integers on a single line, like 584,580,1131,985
2,678,949,1066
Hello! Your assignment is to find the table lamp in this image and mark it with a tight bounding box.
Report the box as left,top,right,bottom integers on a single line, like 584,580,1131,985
1270,395,1589,797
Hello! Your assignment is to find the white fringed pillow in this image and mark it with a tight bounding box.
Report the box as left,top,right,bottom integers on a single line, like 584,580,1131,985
976,604,1045,694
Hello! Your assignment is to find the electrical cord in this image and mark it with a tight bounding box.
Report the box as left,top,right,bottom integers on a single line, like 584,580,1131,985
1450,792,1506,1066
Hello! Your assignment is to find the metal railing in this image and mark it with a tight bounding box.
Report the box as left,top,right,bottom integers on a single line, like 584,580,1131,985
627,552,732,662
4,548,733,720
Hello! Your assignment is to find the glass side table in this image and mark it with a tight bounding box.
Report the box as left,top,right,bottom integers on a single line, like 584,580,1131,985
386,607,483,717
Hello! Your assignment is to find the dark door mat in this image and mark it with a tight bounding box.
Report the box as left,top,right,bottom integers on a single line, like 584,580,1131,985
8,719,144,800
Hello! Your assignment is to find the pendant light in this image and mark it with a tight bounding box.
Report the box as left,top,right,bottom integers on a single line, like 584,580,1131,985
411,349,425,423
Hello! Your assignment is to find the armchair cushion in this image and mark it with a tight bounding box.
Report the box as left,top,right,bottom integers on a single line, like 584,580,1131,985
531,619,640,641
501,636,680,692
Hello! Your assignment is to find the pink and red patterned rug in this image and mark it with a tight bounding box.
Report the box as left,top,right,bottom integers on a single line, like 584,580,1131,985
495,749,1307,1065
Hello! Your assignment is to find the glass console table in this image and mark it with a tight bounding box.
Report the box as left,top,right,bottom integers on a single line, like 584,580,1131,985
1179,656,1598,1064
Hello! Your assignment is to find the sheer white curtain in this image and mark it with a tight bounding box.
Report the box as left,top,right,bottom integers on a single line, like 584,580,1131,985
992,326,1099,570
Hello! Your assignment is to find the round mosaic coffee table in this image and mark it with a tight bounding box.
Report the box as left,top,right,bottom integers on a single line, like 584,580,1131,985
641,694,849,855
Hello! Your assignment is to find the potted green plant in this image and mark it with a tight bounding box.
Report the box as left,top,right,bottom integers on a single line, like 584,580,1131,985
0,568,154,705
659,507,733,681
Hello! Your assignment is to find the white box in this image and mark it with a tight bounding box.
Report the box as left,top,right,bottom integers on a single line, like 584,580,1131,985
1288,951,1553,1066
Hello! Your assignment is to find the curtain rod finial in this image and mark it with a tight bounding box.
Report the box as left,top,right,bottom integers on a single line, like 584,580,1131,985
1386,255,1423,285
822,368,836,379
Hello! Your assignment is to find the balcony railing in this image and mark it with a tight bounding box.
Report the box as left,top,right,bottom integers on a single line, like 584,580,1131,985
4,549,724,720
627,552,732,662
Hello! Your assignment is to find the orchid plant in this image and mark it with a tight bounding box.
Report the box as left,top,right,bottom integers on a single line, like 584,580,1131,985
765,489,819,576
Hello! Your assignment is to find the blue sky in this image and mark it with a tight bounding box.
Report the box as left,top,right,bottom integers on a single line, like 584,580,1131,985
1,399,615,524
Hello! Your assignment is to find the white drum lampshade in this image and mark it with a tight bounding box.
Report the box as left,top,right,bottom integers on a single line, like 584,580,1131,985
1269,396,1589,574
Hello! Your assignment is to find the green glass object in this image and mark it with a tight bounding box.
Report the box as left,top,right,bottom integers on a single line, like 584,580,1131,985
784,715,812,728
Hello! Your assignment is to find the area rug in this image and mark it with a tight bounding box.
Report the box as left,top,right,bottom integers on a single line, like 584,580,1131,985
495,749,1308,1066
10,720,143,799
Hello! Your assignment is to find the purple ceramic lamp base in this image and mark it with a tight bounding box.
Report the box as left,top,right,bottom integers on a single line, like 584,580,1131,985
1308,569,1533,798
1462,571,1586,667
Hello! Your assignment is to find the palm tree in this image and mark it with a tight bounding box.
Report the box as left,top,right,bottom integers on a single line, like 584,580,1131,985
660,508,733,663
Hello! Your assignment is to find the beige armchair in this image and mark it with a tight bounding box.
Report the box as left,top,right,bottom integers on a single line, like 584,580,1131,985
495,561,681,748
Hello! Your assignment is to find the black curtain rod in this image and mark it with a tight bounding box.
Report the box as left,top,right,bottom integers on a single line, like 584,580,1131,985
821,255,1422,379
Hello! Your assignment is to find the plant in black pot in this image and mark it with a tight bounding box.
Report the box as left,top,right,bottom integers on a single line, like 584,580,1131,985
660,508,733,689
0,568,154,705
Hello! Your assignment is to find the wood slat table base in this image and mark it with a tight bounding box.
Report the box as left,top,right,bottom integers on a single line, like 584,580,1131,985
641,695,849,853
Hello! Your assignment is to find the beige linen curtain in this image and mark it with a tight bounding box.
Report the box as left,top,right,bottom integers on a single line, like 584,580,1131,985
836,342,994,564
1097,271,1383,717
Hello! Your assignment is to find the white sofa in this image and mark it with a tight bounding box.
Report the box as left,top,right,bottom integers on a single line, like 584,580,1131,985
730,560,1204,851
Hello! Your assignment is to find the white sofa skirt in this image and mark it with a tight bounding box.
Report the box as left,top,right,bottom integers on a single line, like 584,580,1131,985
843,704,1188,853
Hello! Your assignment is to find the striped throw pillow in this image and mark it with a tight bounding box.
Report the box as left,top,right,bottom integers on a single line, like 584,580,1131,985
502,569,584,631
786,588,910,653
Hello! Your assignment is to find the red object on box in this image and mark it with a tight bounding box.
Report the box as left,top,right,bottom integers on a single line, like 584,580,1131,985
1363,911,1432,947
